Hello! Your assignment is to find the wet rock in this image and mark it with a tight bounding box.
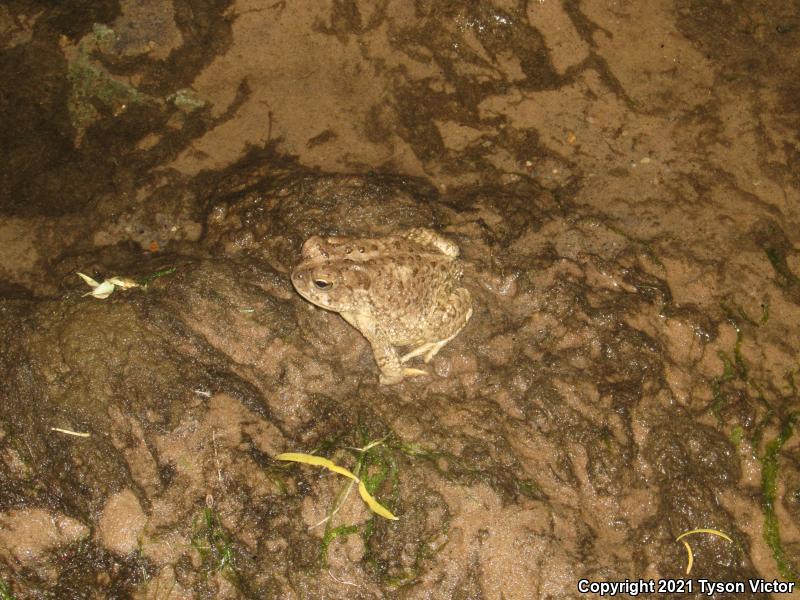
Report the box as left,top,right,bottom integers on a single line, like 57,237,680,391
97,490,146,556
0,508,88,568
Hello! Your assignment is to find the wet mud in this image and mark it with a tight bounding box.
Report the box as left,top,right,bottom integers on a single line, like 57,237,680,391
0,1,799,598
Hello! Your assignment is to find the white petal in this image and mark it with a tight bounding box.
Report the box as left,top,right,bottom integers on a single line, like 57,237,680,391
90,280,117,299
77,272,100,288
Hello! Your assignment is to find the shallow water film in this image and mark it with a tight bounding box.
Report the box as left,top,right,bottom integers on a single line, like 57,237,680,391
1,1,799,598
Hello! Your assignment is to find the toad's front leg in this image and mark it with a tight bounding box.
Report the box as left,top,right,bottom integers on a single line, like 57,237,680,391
340,311,427,385
373,338,428,384
369,338,420,384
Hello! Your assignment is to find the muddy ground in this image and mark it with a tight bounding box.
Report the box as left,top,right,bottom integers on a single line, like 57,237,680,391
1,0,799,598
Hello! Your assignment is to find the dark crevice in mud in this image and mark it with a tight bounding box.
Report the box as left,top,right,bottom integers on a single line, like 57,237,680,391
190,142,308,199
313,0,390,37
0,281,34,300
556,1,637,108
676,0,800,84
560,0,611,47
752,218,800,303
22,0,121,41
0,41,82,215
576,52,636,110
468,6,556,85
20,540,153,599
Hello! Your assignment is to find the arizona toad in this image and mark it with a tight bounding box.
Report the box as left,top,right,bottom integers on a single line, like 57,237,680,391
291,228,472,384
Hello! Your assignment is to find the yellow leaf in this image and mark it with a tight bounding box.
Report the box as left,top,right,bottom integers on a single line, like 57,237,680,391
358,481,398,520
277,452,357,480
676,528,731,575
676,528,732,543
681,540,694,574
277,452,398,520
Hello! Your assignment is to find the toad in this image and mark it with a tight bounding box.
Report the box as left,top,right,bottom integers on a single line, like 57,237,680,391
291,228,472,384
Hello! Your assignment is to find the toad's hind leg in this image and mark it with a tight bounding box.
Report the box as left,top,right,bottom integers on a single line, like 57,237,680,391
401,287,473,364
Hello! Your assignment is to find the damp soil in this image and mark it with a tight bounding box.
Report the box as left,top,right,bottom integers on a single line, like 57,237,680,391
1,1,799,599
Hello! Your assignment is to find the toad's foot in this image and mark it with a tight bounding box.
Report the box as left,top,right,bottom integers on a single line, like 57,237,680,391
401,330,463,364
362,326,429,384
379,367,428,385
402,287,473,364
400,341,437,364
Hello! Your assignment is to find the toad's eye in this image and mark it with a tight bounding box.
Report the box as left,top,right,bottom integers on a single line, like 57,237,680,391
314,279,332,290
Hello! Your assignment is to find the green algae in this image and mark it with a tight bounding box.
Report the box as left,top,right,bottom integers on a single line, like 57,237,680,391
729,425,745,447
0,579,14,600
765,247,800,289
706,305,799,580
168,89,207,112
319,524,360,566
139,266,177,287
191,507,240,583
66,26,146,141
760,414,799,582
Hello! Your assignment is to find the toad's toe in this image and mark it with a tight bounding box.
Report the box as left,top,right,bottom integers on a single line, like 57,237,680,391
378,368,428,385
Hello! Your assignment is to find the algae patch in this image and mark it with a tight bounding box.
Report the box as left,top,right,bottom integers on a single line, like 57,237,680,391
63,24,207,146
64,24,147,145
761,414,799,582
